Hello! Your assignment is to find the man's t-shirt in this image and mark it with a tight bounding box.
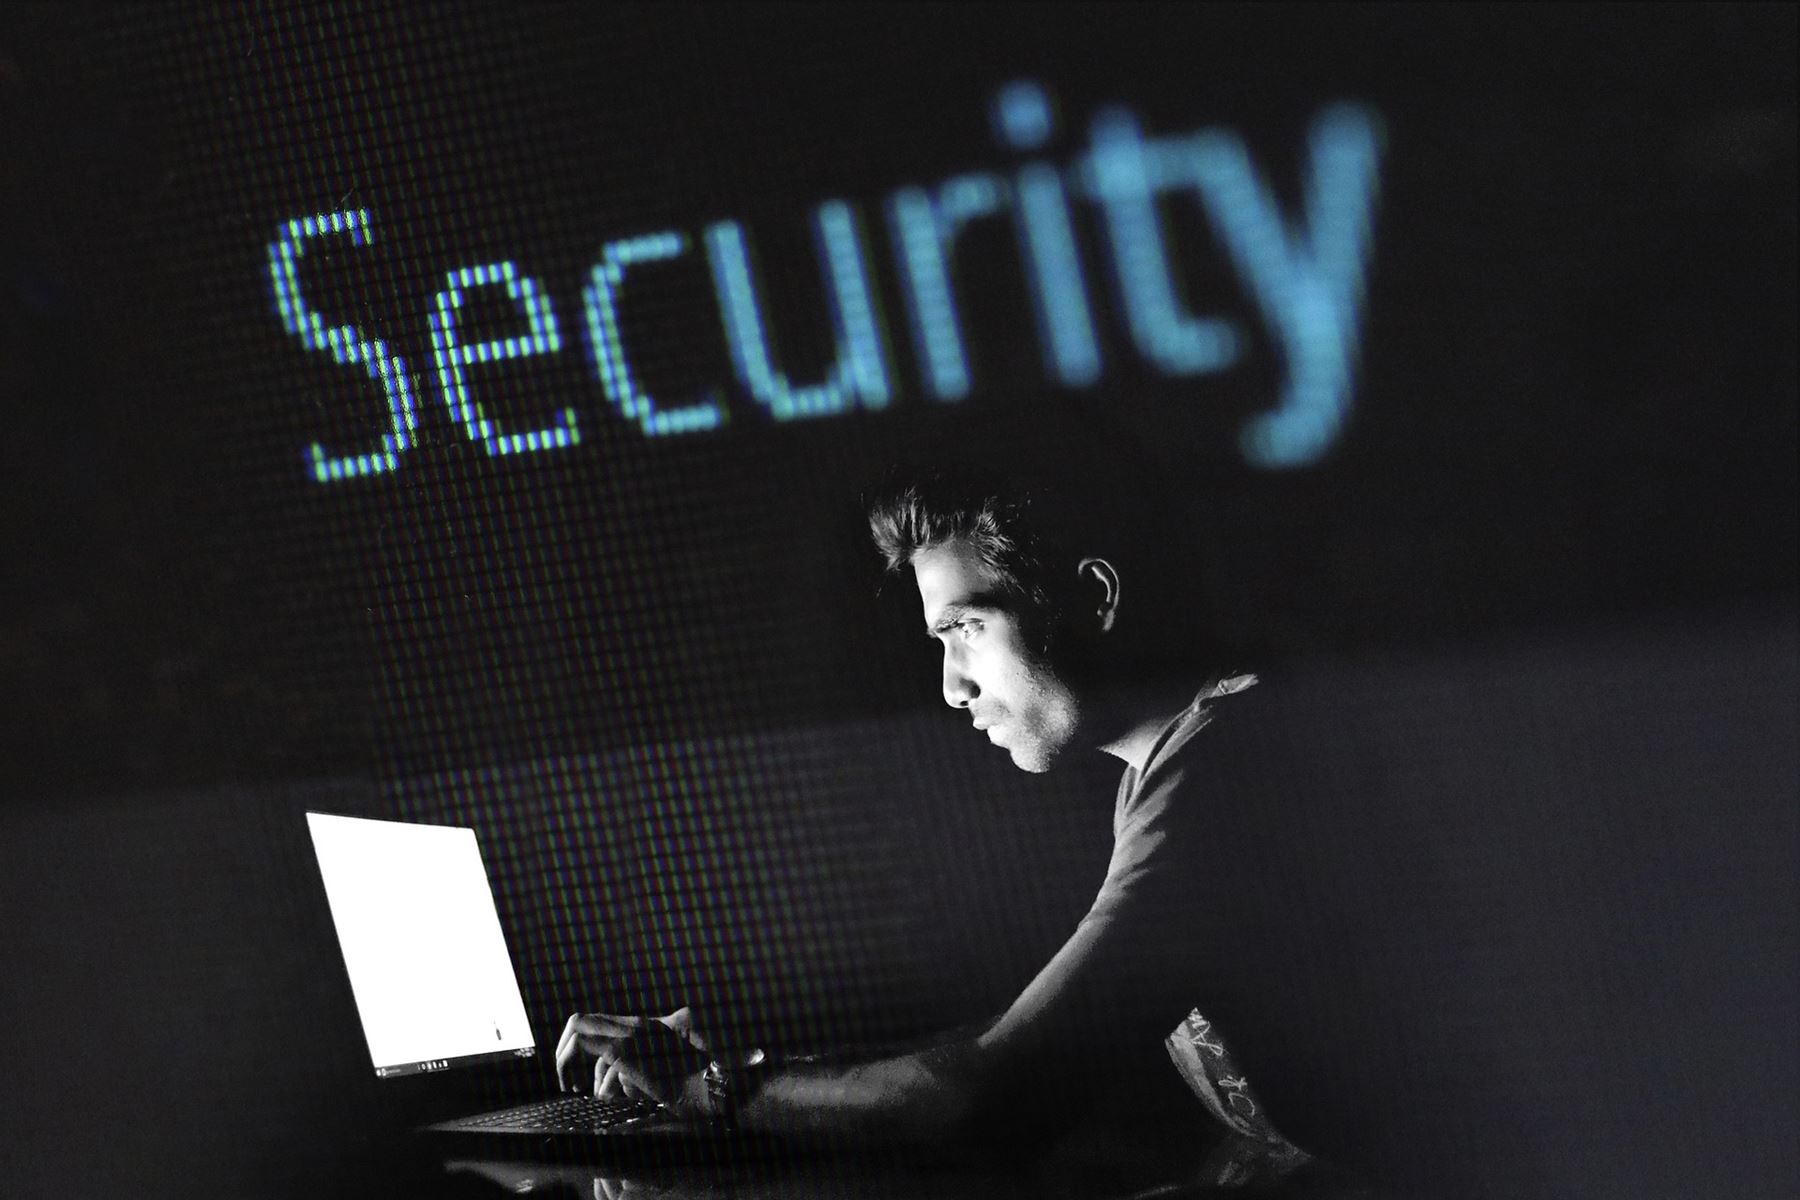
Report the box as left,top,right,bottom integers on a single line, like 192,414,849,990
1096,675,1310,1175
985,665,1582,1192
1074,668,1539,1192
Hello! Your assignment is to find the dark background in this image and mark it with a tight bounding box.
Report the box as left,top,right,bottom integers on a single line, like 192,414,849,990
0,4,1794,1197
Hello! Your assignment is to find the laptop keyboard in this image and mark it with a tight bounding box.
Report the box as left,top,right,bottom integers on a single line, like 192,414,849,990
439,1094,661,1134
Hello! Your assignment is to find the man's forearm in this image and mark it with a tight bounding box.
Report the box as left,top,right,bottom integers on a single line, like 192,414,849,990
730,1040,989,1145
781,1014,999,1069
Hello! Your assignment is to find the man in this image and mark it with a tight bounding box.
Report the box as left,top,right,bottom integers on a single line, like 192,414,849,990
556,458,1338,1185
553,423,1787,1197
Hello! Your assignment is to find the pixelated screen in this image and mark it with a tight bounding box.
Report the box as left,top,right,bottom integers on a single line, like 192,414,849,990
0,4,1794,1196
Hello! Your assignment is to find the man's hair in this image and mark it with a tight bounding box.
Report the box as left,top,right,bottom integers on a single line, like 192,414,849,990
864,414,1231,681
867,472,1057,612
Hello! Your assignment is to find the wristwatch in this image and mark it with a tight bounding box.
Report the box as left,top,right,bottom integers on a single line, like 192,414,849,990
702,1047,768,1133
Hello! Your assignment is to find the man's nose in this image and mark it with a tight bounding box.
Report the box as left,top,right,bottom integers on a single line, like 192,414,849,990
942,652,977,709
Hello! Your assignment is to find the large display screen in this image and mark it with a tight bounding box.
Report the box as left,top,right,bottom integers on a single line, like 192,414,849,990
1,5,1793,1198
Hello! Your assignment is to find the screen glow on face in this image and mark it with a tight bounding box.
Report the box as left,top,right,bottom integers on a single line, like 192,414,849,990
915,541,1083,774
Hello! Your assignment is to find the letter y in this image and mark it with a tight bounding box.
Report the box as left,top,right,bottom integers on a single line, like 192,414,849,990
1179,106,1385,467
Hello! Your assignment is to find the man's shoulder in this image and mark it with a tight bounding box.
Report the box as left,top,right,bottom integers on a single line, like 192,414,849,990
1114,669,1293,831
1149,670,1277,775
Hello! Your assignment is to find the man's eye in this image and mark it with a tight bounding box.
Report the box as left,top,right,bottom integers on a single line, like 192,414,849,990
934,617,983,642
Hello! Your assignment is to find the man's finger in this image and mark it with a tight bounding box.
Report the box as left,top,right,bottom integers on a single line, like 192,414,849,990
556,1014,583,1091
616,1057,672,1107
557,1012,646,1090
590,1050,626,1101
558,1015,593,1090
596,1058,624,1100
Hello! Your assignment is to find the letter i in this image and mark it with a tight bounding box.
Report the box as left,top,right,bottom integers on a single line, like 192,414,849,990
994,81,1101,387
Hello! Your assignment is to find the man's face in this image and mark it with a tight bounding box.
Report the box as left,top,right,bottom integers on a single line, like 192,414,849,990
913,539,1084,773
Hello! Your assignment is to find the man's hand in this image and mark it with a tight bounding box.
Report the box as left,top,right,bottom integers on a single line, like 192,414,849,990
554,1006,711,1107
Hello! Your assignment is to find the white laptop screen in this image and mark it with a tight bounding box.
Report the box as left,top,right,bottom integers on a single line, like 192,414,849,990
305,812,537,1078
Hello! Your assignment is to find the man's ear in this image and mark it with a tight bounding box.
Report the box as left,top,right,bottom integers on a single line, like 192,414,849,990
1075,558,1122,633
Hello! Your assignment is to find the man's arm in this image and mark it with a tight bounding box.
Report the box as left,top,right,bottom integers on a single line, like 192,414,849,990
572,759,1207,1144
723,1037,993,1144
717,757,1219,1145
558,1009,1005,1143
779,1013,999,1068
672,899,1195,1147
568,921,1183,1145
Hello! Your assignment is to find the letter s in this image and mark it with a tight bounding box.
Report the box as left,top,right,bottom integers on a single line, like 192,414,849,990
267,210,418,482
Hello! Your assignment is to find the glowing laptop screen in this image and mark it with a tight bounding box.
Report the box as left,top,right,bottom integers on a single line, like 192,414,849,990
305,812,536,1078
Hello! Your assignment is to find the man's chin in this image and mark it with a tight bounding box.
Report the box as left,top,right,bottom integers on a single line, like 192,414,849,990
1005,744,1057,774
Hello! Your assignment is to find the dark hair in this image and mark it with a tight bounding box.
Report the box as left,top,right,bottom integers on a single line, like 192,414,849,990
864,424,1226,680
867,451,1175,634
866,471,1056,611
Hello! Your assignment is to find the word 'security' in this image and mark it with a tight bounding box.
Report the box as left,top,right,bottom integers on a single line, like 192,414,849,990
267,82,1385,482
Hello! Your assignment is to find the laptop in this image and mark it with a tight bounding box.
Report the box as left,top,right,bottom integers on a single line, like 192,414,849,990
303,810,750,1162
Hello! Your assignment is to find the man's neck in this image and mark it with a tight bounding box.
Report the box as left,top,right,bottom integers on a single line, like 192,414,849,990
1093,679,1211,774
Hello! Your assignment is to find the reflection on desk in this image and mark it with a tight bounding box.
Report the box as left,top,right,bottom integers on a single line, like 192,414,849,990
438,1130,1379,1200
447,1156,1041,1200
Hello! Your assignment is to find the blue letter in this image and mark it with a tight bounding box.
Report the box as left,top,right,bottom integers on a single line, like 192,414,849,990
1171,106,1384,468
886,174,1007,401
1082,110,1244,380
267,210,418,482
581,233,725,437
1084,105,1385,468
705,201,891,421
427,262,576,456
994,81,1102,388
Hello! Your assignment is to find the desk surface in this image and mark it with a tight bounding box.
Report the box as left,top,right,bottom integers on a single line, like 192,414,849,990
444,1156,1090,1200
433,1151,1334,1200
420,1120,1365,1200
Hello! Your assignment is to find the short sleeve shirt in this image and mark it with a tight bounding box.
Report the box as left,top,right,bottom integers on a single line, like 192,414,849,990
1096,675,1310,1168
